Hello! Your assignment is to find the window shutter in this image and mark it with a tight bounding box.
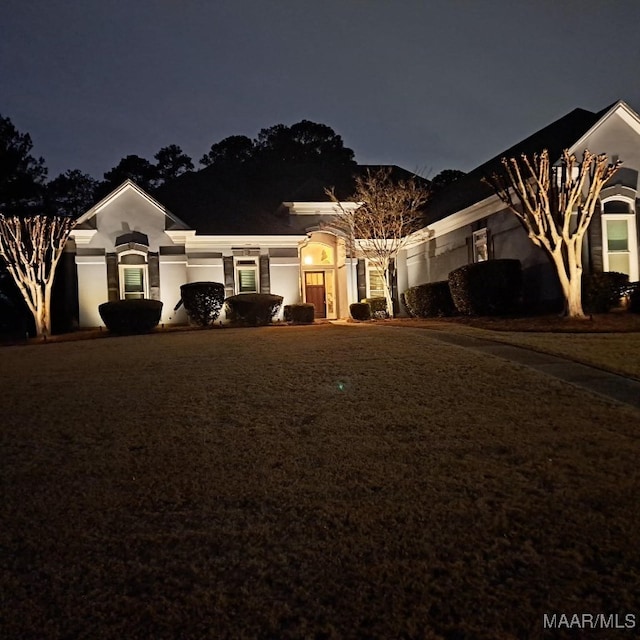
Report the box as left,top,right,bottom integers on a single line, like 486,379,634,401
106,253,119,301
148,252,160,300
357,259,367,302
259,255,270,293
223,256,234,298
390,258,399,315
589,203,603,273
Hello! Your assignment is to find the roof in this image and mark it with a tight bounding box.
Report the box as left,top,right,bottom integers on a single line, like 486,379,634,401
425,102,616,224
152,162,425,235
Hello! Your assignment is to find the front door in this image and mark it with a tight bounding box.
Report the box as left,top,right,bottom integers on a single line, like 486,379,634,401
305,271,326,318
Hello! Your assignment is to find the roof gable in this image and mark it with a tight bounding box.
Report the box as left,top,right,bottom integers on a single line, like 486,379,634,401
76,179,190,230
425,103,616,223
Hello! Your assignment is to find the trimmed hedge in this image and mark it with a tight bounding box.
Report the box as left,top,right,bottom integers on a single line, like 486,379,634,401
284,303,315,324
350,302,371,321
582,271,629,314
98,299,163,334
224,293,283,326
448,259,522,316
629,282,640,313
363,297,388,319
404,281,456,318
179,281,225,326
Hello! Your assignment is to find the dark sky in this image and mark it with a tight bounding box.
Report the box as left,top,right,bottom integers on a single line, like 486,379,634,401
3,0,640,181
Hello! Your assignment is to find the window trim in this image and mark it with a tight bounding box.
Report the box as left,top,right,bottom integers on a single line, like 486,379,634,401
234,259,259,294
366,262,386,299
601,212,638,281
118,250,149,300
472,228,489,263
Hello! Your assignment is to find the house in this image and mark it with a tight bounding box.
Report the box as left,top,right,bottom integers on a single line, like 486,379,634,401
403,100,640,310
66,164,423,327
65,100,640,327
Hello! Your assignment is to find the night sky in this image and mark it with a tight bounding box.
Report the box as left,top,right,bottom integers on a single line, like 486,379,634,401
3,0,640,181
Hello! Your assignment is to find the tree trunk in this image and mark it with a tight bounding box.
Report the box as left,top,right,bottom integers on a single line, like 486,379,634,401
383,268,395,319
552,245,587,319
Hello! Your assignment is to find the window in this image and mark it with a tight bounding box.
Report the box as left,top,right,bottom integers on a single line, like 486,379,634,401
368,268,385,298
605,219,631,275
236,260,259,293
123,267,145,299
473,229,488,262
119,251,148,299
601,198,638,281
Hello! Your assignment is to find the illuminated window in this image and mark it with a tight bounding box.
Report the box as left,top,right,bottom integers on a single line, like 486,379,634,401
236,260,259,293
368,268,385,298
123,268,145,299
119,252,148,299
473,229,488,262
601,200,638,281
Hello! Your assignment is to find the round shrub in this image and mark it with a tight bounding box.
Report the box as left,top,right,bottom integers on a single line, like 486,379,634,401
582,271,629,314
404,281,456,317
448,259,522,316
285,303,315,324
179,281,225,326
363,297,388,319
98,299,163,334
350,302,371,321
224,293,283,326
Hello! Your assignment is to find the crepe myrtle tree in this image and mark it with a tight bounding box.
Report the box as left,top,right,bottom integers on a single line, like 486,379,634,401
485,149,620,319
0,213,75,336
326,168,430,317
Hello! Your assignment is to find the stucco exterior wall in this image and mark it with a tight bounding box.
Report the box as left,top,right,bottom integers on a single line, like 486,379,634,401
430,226,471,282
270,257,301,319
76,257,108,327
406,241,430,288
159,256,188,324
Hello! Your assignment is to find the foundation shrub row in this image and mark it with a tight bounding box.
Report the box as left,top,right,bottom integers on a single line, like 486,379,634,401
178,281,225,326
98,299,163,334
283,303,315,324
404,281,456,318
582,271,630,313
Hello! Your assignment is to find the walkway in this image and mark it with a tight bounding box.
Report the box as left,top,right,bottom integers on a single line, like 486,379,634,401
333,321,640,410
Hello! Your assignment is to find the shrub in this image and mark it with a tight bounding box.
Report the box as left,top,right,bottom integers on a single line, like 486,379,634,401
350,302,371,321
179,281,225,326
224,293,283,326
448,259,522,316
582,271,630,314
363,297,388,319
98,299,163,334
404,281,456,318
284,303,315,324
629,282,640,313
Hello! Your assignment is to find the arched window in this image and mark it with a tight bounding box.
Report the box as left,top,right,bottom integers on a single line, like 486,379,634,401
600,196,638,280
119,251,148,299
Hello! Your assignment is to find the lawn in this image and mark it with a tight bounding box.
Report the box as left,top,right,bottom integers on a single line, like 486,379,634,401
2,325,639,639
383,314,640,381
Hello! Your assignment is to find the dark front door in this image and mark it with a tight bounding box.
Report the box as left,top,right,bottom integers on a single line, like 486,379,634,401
305,271,326,318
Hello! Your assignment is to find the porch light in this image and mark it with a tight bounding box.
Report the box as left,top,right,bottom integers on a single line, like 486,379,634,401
304,255,313,265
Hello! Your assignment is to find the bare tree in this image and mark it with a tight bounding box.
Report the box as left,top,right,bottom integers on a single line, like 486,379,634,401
0,214,75,336
326,168,429,317
486,149,620,319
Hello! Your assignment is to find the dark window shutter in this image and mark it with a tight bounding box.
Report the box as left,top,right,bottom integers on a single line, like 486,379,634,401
589,203,603,273
259,255,270,293
106,253,119,301
357,259,367,301
148,252,160,300
390,258,399,315
223,256,235,297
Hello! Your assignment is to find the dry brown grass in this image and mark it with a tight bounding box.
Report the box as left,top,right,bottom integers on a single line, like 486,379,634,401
2,325,640,639
381,314,640,380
